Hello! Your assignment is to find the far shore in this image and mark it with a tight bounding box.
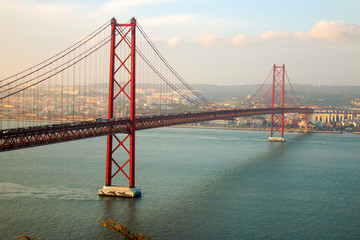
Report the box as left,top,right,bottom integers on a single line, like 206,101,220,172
172,125,346,134
172,125,296,132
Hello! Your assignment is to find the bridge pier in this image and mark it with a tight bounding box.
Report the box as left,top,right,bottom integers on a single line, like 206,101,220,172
99,186,141,198
268,136,285,142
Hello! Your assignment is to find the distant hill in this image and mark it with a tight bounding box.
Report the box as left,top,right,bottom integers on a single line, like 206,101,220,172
192,84,360,108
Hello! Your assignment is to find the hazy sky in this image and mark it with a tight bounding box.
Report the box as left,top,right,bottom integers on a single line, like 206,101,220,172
1,0,359,86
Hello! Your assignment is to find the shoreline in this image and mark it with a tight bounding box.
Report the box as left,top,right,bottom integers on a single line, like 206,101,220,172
172,125,346,134
172,125,297,132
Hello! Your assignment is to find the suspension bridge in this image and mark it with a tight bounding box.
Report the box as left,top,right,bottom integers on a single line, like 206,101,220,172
0,17,313,197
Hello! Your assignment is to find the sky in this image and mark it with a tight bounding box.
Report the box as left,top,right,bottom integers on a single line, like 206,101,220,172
0,0,360,86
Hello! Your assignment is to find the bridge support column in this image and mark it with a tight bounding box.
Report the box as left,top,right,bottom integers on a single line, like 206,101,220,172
99,17,141,198
268,64,285,142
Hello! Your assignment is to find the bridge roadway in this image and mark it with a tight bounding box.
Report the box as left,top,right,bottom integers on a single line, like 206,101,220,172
0,107,313,151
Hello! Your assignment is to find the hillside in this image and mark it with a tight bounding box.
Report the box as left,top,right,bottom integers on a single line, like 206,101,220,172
192,84,360,108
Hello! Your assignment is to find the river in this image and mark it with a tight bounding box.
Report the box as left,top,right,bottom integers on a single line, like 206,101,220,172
1,127,360,239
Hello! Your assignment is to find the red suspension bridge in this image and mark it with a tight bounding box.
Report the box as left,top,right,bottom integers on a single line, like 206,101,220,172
0,17,313,197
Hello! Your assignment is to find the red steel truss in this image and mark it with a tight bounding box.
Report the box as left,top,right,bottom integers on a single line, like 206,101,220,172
0,107,313,152
270,64,286,138
106,17,136,187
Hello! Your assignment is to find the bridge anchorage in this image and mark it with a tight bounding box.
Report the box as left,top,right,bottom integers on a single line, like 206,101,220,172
0,16,314,198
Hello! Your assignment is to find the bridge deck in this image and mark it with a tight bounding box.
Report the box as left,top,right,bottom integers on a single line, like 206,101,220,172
0,107,313,151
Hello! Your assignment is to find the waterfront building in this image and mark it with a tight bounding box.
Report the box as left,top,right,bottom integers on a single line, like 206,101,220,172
311,109,360,124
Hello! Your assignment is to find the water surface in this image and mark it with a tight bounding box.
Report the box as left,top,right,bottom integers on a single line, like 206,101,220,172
1,128,360,239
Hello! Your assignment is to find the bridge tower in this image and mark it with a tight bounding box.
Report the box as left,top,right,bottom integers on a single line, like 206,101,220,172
99,17,141,197
268,64,286,142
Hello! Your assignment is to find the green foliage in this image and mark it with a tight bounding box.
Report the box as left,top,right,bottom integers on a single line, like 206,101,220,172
98,219,152,240
15,219,162,240
14,235,42,240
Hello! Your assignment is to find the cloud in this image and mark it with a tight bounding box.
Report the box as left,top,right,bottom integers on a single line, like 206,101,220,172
193,35,221,46
145,19,360,47
260,30,292,41
232,34,245,46
295,20,360,42
31,3,77,19
168,36,183,47
140,14,197,27
101,0,176,11
230,21,360,47
230,32,294,47
0,0,77,20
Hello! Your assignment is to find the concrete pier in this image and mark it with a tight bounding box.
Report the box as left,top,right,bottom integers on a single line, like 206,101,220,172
268,137,285,142
99,186,142,198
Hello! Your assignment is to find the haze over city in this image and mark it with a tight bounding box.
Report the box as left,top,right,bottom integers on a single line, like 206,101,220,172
0,0,359,86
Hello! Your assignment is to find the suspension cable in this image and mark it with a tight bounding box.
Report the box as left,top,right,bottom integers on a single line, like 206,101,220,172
117,24,214,110
0,20,111,84
0,36,111,100
137,23,221,110
285,71,301,106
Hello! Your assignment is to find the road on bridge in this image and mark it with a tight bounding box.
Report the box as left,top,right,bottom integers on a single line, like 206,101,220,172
0,107,313,151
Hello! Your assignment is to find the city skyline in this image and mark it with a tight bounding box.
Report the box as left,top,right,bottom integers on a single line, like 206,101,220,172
1,0,359,86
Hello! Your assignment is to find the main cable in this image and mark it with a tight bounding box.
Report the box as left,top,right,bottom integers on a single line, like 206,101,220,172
137,23,222,110
0,20,111,85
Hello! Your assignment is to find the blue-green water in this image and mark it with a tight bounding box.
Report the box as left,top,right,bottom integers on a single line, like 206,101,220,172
1,128,360,239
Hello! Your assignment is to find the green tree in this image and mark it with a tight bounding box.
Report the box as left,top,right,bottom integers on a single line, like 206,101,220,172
15,219,162,240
